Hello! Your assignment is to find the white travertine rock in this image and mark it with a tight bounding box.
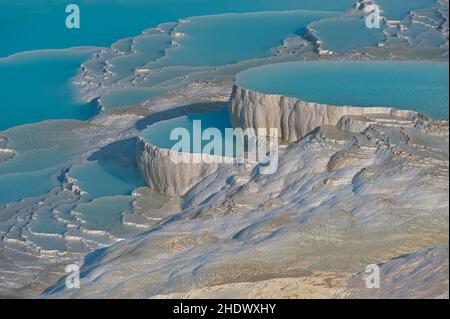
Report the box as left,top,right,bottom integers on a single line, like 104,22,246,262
44,117,449,299
138,84,428,197
229,84,419,142
136,138,222,196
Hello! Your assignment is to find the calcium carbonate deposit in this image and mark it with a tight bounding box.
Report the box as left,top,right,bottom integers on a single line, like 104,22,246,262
0,0,448,298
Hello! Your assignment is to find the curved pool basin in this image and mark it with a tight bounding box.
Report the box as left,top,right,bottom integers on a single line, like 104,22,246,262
142,108,246,157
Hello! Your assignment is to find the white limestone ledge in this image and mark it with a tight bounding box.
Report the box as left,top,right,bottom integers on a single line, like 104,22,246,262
136,137,227,197
229,84,421,143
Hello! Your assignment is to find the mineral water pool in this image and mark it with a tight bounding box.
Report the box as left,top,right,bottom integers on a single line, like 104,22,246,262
68,159,145,201
0,49,99,131
73,196,137,236
236,61,449,119
107,33,172,79
149,10,338,68
375,0,437,20
0,0,354,58
0,168,59,206
142,108,245,157
0,120,144,207
309,17,385,53
100,10,338,109
0,121,89,206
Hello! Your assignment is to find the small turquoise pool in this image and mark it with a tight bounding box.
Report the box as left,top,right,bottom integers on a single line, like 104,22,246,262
309,17,385,53
142,109,245,156
236,61,449,119
69,159,145,201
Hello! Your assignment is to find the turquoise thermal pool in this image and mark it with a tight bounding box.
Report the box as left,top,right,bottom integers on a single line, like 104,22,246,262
0,121,89,206
0,49,99,131
99,10,338,109
309,17,386,53
142,108,245,157
148,10,338,68
236,61,449,119
0,0,353,58
68,159,145,201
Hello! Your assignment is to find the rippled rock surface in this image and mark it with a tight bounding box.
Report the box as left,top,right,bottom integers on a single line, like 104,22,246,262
44,110,448,298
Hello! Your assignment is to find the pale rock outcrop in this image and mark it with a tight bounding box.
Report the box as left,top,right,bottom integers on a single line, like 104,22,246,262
136,138,223,197
229,84,419,142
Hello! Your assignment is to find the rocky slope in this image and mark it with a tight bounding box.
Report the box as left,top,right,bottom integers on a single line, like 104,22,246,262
43,110,449,298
